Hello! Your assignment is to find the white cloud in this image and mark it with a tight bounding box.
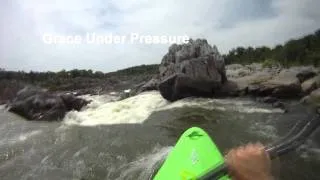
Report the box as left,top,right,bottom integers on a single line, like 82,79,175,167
0,0,319,72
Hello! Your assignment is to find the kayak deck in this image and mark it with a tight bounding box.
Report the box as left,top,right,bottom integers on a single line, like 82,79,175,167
153,127,230,180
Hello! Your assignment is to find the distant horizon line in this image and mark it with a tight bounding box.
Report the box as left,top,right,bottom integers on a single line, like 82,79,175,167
1,28,318,73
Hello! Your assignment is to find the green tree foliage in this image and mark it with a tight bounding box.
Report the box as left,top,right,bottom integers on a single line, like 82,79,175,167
0,64,160,92
224,29,320,67
108,64,159,76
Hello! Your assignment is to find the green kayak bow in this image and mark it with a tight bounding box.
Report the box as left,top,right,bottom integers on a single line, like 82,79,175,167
153,127,230,180
154,114,320,180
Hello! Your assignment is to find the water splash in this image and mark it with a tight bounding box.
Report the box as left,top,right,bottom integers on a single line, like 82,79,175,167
159,96,284,114
113,145,172,180
63,91,168,126
63,91,284,127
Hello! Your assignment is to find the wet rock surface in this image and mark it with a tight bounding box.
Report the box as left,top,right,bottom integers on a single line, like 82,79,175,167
7,86,90,121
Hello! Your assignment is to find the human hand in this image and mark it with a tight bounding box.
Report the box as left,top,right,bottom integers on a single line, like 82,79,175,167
225,143,273,180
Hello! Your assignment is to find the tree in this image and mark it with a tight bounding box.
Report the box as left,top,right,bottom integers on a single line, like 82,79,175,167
224,28,320,67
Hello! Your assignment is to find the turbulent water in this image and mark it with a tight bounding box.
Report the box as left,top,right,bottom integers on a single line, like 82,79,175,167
0,91,320,180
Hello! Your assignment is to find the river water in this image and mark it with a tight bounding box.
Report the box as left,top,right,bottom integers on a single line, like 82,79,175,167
0,91,319,180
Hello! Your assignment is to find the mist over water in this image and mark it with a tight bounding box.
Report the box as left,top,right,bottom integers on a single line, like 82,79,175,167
0,91,319,180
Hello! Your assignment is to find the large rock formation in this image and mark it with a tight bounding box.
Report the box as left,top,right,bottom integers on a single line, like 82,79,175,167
158,39,226,101
257,69,302,98
301,75,320,94
301,88,320,108
220,64,276,96
7,86,90,121
222,63,320,99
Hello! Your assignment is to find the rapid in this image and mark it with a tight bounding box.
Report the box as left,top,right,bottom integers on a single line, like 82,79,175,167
0,91,319,180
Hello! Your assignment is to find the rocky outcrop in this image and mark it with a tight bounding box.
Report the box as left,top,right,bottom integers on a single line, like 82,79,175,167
301,75,320,94
158,39,226,101
138,77,159,92
59,93,89,111
257,69,302,98
7,86,90,121
224,64,320,100
295,66,317,82
301,88,320,107
137,38,318,102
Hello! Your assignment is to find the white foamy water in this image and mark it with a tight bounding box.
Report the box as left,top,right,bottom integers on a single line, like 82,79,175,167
159,97,284,113
63,91,169,126
113,145,172,180
0,105,5,110
63,91,284,126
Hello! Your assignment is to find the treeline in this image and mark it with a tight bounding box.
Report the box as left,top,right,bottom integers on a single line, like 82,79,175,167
223,29,320,67
108,64,159,76
0,64,159,92
0,64,159,83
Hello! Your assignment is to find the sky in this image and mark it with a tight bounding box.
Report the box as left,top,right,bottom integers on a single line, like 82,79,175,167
0,0,319,72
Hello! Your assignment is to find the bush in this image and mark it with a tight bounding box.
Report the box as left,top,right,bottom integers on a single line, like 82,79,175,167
262,59,278,68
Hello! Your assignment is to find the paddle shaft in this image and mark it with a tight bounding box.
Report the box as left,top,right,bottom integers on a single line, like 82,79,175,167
201,114,320,180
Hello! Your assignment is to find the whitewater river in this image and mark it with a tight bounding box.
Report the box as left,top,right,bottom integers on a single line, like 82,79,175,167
0,91,319,180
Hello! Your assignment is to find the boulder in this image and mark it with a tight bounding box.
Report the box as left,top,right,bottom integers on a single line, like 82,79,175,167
59,93,90,111
258,69,302,98
216,80,244,96
226,66,252,79
225,71,273,96
158,39,226,101
301,75,320,94
8,86,89,121
139,77,159,92
15,86,46,101
124,77,160,98
294,66,317,82
226,63,266,79
301,88,320,107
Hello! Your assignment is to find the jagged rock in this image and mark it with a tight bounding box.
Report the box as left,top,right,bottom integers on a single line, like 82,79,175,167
8,86,89,121
295,66,317,82
158,39,226,101
124,77,160,98
258,69,302,98
301,88,320,107
248,84,261,95
301,75,320,94
59,93,90,111
226,71,273,96
15,86,47,101
139,78,159,92
216,80,244,96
